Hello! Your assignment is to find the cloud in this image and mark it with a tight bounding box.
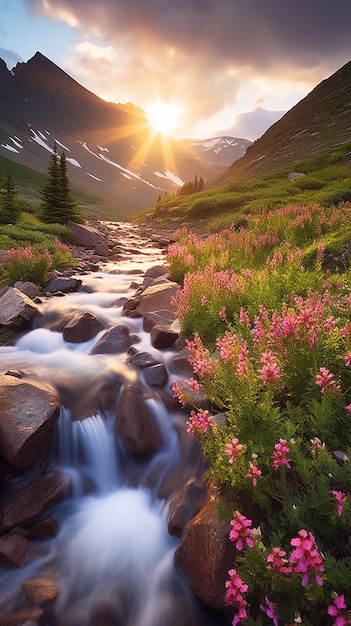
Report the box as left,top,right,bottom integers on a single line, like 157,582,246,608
224,107,286,141
23,0,351,137
0,47,23,69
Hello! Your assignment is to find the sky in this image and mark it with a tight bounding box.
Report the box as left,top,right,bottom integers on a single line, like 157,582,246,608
1,0,351,141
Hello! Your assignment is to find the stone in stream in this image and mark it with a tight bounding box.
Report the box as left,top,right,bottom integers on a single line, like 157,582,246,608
115,383,163,455
0,534,47,568
89,324,132,354
0,287,38,331
0,375,60,472
22,576,59,607
63,311,104,343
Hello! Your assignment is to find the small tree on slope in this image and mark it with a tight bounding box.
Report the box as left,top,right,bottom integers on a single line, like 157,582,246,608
40,144,83,224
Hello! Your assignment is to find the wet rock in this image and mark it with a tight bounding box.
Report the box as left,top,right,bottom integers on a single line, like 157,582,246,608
175,497,237,609
168,478,207,537
67,221,106,248
136,281,179,316
143,310,176,332
143,265,169,281
122,297,140,316
0,287,38,331
0,375,60,472
94,241,110,257
115,383,163,456
22,576,59,607
88,599,122,626
0,534,47,567
150,325,179,349
142,363,168,387
128,350,159,369
30,518,59,539
0,471,71,532
63,312,104,343
89,324,132,354
43,276,82,294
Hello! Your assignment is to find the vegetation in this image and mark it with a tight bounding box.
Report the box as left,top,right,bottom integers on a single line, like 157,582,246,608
168,201,351,625
39,144,84,224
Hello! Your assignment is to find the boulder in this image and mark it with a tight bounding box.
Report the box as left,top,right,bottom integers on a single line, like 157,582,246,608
63,312,104,343
136,281,179,316
142,363,168,387
0,287,38,331
0,376,60,472
89,324,132,354
174,497,237,610
67,221,106,248
0,608,45,625
30,518,59,539
22,576,59,607
168,478,207,537
150,324,179,349
128,351,159,369
0,534,47,568
43,277,82,294
94,241,110,257
170,348,193,376
143,310,176,333
13,282,42,300
115,383,163,456
0,471,71,532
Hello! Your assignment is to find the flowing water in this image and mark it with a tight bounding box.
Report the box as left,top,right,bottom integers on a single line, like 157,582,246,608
0,223,228,626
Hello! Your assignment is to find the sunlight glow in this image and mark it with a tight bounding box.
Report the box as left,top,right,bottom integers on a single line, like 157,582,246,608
146,101,182,137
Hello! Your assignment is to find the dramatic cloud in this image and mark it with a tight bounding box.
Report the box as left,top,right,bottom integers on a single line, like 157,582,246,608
22,0,351,137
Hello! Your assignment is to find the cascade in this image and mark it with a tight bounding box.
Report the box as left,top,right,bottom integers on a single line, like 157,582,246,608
0,223,228,626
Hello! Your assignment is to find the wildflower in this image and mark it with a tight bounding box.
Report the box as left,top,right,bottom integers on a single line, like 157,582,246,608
201,294,208,306
289,529,324,587
225,438,244,464
260,596,279,626
186,333,216,378
225,568,248,625
186,377,202,392
237,343,250,377
247,460,262,487
327,594,351,626
219,306,227,321
239,307,251,329
332,490,347,517
272,439,291,470
267,547,292,575
229,511,254,550
344,351,351,367
315,367,340,394
258,350,280,384
346,404,351,413
171,380,186,407
186,409,215,436
310,437,325,453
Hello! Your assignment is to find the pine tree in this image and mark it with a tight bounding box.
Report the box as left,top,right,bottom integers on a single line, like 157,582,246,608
40,144,83,224
0,172,18,224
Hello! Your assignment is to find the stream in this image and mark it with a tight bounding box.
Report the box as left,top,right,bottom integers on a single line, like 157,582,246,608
0,223,227,626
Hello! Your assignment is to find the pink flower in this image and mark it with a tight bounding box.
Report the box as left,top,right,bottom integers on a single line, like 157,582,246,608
344,351,351,367
260,596,279,626
332,490,347,517
171,380,186,407
327,595,351,626
219,306,227,321
239,307,251,329
346,404,351,413
225,568,248,625
267,547,292,575
229,511,254,550
186,409,215,436
186,377,202,392
258,350,280,384
225,438,244,464
247,460,262,487
271,439,291,471
289,529,324,587
315,367,340,394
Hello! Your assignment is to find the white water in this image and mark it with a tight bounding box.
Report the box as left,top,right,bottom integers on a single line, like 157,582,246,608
0,223,225,626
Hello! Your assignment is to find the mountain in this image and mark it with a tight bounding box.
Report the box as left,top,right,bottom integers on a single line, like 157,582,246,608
181,136,252,167
212,59,351,187
0,52,249,218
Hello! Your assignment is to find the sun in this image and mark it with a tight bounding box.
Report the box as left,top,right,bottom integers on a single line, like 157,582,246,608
146,101,181,137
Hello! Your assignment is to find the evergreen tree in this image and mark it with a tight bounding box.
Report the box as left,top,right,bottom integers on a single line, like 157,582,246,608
0,172,18,224
40,144,83,224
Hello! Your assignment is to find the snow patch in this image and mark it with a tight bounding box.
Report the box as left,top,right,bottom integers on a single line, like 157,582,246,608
10,137,23,149
67,158,81,168
86,173,102,181
29,128,54,153
154,169,184,186
1,144,18,153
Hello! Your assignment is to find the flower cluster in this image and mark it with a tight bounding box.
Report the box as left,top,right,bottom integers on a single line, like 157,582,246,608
225,438,244,464
332,490,347,517
327,595,351,626
186,409,215,436
289,529,324,587
225,569,248,625
229,511,254,551
271,439,291,470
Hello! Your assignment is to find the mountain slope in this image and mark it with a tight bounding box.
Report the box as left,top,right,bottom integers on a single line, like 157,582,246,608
0,52,249,218
212,59,351,187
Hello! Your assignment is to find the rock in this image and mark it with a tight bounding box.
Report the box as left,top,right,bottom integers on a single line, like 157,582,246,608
150,325,179,349
170,348,193,376
142,363,168,387
13,282,42,300
144,265,169,280
43,277,82,294
0,534,47,567
89,324,132,354
0,375,60,472
94,241,110,257
174,497,237,609
115,383,163,456
22,576,59,607
0,287,38,331
67,221,106,248
63,312,104,343
288,172,305,180
128,351,159,368
168,478,207,537
30,518,59,539
0,471,71,532
136,281,179,316
143,310,176,332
